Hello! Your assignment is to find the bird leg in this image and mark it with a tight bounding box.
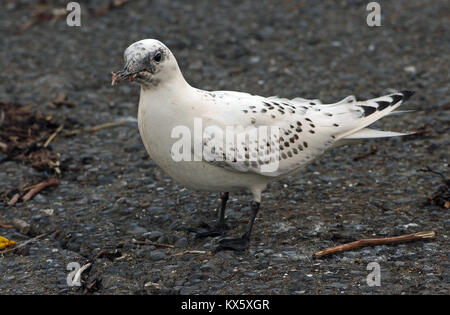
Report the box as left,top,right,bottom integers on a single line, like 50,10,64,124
183,192,230,238
214,200,260,252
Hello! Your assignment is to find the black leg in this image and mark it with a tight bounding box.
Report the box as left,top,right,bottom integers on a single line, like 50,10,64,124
182,192,230,238
217,192,229,227
214,200,260,252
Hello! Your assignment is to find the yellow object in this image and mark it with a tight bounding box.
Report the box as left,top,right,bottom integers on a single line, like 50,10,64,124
0,236,17,250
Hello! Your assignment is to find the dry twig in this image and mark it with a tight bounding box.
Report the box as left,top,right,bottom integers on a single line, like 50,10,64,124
63,121,127,136
95,0,133,16
22,178,60,202
0,233,48,255
49,93,77,108
0,141,7,152
7,193,20,206
44,125,64,147
314,231,436,258
133,240,174,248
353,145,378,161
18,4,67,33
172,250,211,257
144,281,162,289
0,222,14,229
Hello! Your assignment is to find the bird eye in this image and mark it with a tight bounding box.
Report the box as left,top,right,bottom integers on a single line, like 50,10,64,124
153,52,162,63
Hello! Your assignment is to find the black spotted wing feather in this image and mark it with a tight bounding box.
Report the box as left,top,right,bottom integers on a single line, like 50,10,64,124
195,90,413,177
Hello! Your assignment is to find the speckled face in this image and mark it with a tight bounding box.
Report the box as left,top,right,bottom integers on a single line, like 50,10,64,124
112,39,172,88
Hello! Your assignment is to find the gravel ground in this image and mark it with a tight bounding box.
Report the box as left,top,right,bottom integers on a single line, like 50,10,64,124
0,0,449,295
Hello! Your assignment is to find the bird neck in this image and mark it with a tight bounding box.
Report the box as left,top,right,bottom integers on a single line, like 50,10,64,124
139,71,197,112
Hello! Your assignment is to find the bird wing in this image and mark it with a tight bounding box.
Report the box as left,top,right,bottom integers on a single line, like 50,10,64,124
193,90,414,177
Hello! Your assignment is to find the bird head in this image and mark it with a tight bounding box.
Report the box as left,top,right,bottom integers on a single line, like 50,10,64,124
111,39,179,89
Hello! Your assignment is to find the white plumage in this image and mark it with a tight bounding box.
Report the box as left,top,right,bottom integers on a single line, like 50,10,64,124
113,39,415,251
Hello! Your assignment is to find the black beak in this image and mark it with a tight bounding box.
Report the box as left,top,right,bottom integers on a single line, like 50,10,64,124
118,67,140,78
111,66,141,86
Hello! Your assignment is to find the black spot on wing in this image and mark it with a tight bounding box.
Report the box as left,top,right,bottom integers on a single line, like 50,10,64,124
376,101,391,111
390,94,403,105
361,105,376,116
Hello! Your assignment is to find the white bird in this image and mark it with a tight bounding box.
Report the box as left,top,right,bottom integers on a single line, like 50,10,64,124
112,39,415,251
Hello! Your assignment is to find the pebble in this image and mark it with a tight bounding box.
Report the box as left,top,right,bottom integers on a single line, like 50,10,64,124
144,231,164,241
149,250,167,261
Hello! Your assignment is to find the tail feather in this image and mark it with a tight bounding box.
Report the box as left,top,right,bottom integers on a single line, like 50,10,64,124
344,128,413,139
338,90,415,140
387,109,416,116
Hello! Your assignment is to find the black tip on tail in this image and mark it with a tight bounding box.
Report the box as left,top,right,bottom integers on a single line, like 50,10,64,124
400,90,415,101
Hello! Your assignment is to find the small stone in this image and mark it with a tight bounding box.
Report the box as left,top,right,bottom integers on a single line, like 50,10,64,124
127,225,148,235
144,231,163,241
174,237,188,248
149,250,166,261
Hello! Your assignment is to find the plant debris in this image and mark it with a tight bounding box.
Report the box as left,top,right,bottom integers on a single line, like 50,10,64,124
94,0,134,16
314,231,436,258
95,249,123,260
402,124,435,141
48,93,77,109
0,102,73,206
7,193,20,206
172,250,211,257
0,222,14,229
63,121,128,136
3,179,60,206
18,0,135,33
353,145,377,161
22,178,60,202
419,167,450,209
0,101,132,207
18,3,67,34
0,233,48,256
0,102,62,174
